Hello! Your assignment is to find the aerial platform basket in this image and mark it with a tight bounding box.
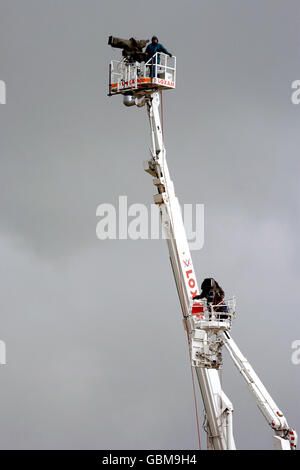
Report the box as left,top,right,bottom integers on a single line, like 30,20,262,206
190,297,236,331
109,52,176,95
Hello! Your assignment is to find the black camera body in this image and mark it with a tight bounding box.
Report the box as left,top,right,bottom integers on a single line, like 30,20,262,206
108,36,149,62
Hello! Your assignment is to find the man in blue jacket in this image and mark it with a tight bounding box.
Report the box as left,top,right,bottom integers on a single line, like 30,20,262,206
145,36,172,77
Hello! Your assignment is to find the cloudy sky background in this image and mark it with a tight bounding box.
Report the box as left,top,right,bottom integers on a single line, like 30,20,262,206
0,0,299,449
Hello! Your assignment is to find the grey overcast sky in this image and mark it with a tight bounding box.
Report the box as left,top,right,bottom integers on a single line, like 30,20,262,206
0,0,299,449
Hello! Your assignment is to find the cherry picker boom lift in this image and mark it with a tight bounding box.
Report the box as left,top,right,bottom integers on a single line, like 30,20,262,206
108,45,297,450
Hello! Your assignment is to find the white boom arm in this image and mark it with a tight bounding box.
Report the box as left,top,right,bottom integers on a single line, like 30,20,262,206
143,91,297,450
144,92,235,450
221,331,297,449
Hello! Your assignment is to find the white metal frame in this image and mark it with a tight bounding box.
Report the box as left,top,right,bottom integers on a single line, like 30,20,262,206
145,52,176,85
109,53,176,95
109,59,138,93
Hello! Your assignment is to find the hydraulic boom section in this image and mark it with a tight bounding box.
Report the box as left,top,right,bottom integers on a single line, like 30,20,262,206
144,90,235,451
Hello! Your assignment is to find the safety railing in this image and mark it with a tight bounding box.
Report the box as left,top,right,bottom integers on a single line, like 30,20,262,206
109,52,176,94
109,59,139,94
190,297,236,327
145,52,176,86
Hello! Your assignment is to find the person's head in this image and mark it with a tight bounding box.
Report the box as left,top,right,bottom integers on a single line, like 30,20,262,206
151,36,158,44
201,278,216,304
201,278,215,291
